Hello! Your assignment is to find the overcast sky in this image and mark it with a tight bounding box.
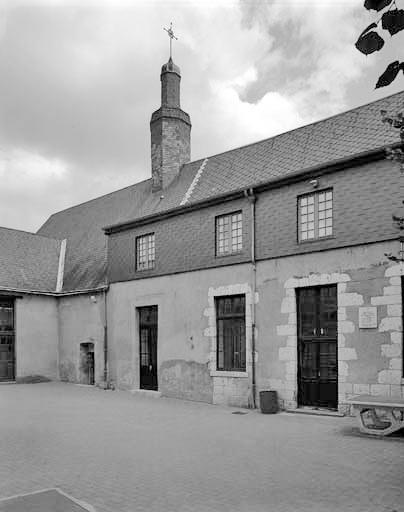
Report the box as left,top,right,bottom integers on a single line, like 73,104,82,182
0,0,403,232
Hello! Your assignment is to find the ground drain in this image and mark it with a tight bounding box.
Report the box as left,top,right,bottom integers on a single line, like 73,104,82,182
232,411,248,415
0,488,95,512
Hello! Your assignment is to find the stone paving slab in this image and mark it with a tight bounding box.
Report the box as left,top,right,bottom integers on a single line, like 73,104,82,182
0,382,403,512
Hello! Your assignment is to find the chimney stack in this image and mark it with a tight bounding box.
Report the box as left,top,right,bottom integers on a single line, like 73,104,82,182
150,58,191,191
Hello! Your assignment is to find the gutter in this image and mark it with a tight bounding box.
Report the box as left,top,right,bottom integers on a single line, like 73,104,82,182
103,145,396,235
244,188,257,409
0,285,109,297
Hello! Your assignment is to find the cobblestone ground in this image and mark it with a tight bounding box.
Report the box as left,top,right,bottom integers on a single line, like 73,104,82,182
0,383,403,512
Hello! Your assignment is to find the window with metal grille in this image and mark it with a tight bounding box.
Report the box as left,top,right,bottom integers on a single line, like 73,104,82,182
298,189,333,241
215,295,246,371
216,211,242,256
136,233,155,271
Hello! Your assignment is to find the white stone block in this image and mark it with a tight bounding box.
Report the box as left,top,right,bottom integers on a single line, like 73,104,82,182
378,316,402,332
285,289,295,297
203,327,215,337
353,383,370,395
391,332,403,344
385,264,404,277
338,293,364,307
203,307,214,317
381,343,402,358
284,277,300,289
332,273,351,283
276,324,296,336
339,383,353,394
383,285,401,296
337,308,347,321
370,384,390,396
279,346,296,361
337,283,347,293
389,358,402,370
389,276,401,286
281,297,296,314
288,313,297,325
338,334,346,348
390,385,402,398
286,335,297,347
339,348,357,361
387,304,402,317
371,295,401,306
338,321,355,334
285,360,296,374
338,361,349,377
378,369,402,385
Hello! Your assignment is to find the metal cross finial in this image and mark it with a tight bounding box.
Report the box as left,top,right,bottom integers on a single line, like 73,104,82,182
163,22,178,59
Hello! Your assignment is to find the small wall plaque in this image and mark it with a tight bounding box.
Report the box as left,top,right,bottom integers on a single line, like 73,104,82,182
359,306,377,329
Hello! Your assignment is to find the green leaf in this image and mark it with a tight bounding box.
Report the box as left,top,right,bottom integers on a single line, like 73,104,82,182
375,61,402,88
355,31,385,55
364,0,393,11
382,9,404,35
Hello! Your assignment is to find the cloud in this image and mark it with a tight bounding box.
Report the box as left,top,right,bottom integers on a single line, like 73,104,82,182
0,0,402,232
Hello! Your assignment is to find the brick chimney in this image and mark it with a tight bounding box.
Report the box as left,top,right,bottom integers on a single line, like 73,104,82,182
150,58,191,192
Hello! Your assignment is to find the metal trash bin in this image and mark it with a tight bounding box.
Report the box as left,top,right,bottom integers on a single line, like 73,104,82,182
259,390,278,414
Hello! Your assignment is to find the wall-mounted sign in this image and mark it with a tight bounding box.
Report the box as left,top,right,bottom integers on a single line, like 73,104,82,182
359,306,377,329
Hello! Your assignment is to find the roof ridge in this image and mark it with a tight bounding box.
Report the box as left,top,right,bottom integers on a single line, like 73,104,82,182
0,225,62,242
183,90,404,167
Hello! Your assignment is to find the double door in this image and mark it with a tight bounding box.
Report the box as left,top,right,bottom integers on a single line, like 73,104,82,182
297,285,338,410
139,306,158,391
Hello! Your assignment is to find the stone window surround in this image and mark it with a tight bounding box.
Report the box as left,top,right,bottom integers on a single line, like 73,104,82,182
204,283,253,379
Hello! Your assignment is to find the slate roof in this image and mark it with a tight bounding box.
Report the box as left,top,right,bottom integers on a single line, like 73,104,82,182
0,227,62,292
37,90,404,292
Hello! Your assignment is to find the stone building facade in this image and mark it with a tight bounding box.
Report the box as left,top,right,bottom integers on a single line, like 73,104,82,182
0,55,403,415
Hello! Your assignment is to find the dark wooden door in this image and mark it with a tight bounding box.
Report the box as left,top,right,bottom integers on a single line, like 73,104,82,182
297,285,338,409
139,306,158,391
0,299,15,381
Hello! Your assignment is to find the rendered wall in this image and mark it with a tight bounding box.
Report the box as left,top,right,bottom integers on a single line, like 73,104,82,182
107,263,254,406
15,294,58,379
108,240,403,412
57,292,105,385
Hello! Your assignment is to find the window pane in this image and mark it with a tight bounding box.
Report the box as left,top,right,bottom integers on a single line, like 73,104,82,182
216,212,242,255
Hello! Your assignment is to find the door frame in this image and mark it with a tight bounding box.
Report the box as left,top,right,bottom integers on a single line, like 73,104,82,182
0,297,16,382
138,305,158,391
296,285,338,410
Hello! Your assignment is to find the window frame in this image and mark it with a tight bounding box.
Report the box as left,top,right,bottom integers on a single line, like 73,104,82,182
215,211,243,257
215,294,246,372
298,188,333,243
136,233,156,271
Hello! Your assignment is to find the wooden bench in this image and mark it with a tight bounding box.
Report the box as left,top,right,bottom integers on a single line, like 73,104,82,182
347,394,404,436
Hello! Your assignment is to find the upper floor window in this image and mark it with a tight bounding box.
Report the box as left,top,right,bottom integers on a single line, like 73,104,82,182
136,233,155,271
298,189,333,242
216,211,242,256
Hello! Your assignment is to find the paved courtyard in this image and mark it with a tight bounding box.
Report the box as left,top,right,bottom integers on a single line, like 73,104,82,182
0,383,403,512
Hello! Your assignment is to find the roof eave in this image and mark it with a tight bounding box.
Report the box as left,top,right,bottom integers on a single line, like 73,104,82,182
104,145,397,235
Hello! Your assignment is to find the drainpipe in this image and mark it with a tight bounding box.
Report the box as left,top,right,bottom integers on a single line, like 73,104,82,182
103,289,108,388
244,188,257,408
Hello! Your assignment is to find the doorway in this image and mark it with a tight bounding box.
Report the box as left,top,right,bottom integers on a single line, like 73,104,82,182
79,342,95,385
0,298,15,381
297,285,338,410
138,306,158,391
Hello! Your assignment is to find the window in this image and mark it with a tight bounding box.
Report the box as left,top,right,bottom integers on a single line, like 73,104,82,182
298,189,333,241
216,211,242,256
215,295,246,371
136,233,155,271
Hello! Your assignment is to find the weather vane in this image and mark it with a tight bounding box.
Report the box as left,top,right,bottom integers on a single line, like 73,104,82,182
163,22,178,59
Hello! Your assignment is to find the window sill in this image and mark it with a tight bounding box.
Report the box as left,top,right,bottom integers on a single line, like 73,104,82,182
215,251,243,259
298,235,335,245
210,370,248,378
